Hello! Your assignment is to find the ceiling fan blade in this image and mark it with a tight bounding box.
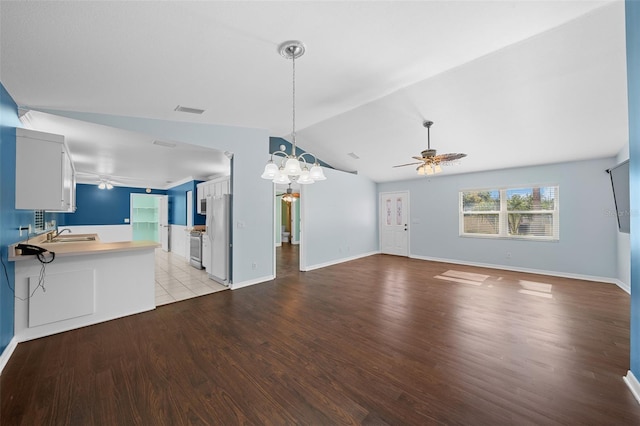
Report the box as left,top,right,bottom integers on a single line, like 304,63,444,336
392,161,423,168
411,156,425,161
434,153,467,162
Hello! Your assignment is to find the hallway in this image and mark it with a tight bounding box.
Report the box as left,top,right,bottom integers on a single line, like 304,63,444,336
276,242,299,278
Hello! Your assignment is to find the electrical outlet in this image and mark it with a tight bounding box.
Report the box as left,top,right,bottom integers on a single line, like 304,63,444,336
251,262,257,270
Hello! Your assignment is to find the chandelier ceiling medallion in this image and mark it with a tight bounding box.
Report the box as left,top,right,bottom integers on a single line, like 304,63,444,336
261,40,326,185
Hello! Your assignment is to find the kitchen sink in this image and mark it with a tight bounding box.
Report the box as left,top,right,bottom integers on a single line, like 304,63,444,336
41,234,98,243
48,236,97,243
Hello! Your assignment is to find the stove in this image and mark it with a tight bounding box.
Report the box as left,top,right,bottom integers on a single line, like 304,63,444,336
189,230,204,269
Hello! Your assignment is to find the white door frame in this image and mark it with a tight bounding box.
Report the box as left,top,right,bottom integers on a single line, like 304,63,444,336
158,194,169,252
379,191,410,257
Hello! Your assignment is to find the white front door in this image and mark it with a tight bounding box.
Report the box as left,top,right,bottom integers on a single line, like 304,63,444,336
380,191,409,256
159,195,170,252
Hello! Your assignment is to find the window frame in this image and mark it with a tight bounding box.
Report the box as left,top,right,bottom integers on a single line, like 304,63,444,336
459,185,559,241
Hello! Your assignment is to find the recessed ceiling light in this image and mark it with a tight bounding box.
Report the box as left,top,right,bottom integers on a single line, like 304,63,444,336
174,105,205,114
347,152,360,159
153,140,177,148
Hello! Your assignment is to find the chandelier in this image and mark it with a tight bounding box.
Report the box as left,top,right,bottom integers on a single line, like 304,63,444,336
261,40,326,185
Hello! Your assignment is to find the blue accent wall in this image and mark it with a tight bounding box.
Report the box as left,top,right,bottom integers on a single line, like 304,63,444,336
626,0,640,375
167,180,204,226
55,181,205,228
56,184,166,226
0,82,33,353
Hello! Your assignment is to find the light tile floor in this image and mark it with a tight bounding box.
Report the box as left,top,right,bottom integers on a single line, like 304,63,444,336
154,249,228,306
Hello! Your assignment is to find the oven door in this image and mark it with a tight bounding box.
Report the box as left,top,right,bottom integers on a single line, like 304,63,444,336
189,233,203,269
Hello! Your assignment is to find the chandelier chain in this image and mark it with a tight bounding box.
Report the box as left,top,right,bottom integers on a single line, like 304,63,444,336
291,49,297,156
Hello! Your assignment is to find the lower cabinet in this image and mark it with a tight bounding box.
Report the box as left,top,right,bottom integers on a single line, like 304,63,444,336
202,234,211,271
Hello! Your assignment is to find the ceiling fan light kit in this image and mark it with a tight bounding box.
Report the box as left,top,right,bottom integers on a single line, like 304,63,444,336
280,183,299,203
261,40,326,185
98,178,113,190
393,120,467,176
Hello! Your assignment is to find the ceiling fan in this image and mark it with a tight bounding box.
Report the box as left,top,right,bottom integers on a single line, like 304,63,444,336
277,184,300,202
393,120,467,175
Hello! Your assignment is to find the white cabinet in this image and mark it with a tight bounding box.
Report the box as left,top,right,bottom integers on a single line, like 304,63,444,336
202,234,211,270
197,177,230,214
15,128,76,212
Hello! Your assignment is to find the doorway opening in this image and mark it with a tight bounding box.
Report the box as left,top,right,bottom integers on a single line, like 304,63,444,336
275,183,300,277
131,193,169,251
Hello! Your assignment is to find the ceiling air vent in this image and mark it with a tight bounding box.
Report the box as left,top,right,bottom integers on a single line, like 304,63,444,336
174,105,205,114
347,152,360,159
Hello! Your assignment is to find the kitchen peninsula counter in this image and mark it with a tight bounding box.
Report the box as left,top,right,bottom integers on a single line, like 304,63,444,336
8,233,159,261
9,233,158,342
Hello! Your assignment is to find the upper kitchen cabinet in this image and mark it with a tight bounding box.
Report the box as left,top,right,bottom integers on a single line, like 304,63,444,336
197,176,230,214
15,128,76,212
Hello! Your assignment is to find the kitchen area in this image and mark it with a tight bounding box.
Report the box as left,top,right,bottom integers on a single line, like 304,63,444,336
158,176,232,305
8,116,234,341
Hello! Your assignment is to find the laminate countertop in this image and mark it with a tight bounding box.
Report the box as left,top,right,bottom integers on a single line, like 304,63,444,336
8,233,159,262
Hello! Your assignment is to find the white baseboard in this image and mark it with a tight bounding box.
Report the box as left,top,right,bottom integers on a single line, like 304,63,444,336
0,337,18,374
624,370,640,404
614,279,631,294
409,254,622,287
302,251,379,272
231,274,275,290
15,306,156,343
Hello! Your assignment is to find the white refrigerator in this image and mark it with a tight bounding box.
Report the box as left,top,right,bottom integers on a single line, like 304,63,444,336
206,194,231,285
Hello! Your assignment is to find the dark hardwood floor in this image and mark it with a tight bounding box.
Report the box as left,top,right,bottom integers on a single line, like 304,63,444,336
2,247,639,425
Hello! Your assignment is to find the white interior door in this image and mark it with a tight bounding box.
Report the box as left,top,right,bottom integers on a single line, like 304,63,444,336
159,195,170,252
380,191,409,256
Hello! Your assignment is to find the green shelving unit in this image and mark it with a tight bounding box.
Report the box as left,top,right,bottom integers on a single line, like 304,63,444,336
131,194,160,242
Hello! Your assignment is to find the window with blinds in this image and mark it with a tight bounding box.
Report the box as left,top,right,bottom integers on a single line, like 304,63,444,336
460,186,559,241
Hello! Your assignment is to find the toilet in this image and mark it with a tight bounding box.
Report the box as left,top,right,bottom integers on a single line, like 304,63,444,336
282,231,290,243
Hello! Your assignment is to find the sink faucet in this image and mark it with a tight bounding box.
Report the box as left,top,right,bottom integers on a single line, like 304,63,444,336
47,228,72,241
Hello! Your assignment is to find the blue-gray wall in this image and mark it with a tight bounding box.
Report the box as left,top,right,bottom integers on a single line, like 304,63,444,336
302,167,379,270
626,0,640,377
378,158,619,280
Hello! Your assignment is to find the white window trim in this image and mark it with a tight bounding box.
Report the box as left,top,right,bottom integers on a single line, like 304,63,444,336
459,186,559,241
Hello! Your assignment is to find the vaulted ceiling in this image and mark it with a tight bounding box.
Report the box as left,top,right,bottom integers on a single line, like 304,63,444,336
0,1,627,187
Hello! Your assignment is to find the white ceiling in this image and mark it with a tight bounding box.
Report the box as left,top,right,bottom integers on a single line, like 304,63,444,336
0,0,628,186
